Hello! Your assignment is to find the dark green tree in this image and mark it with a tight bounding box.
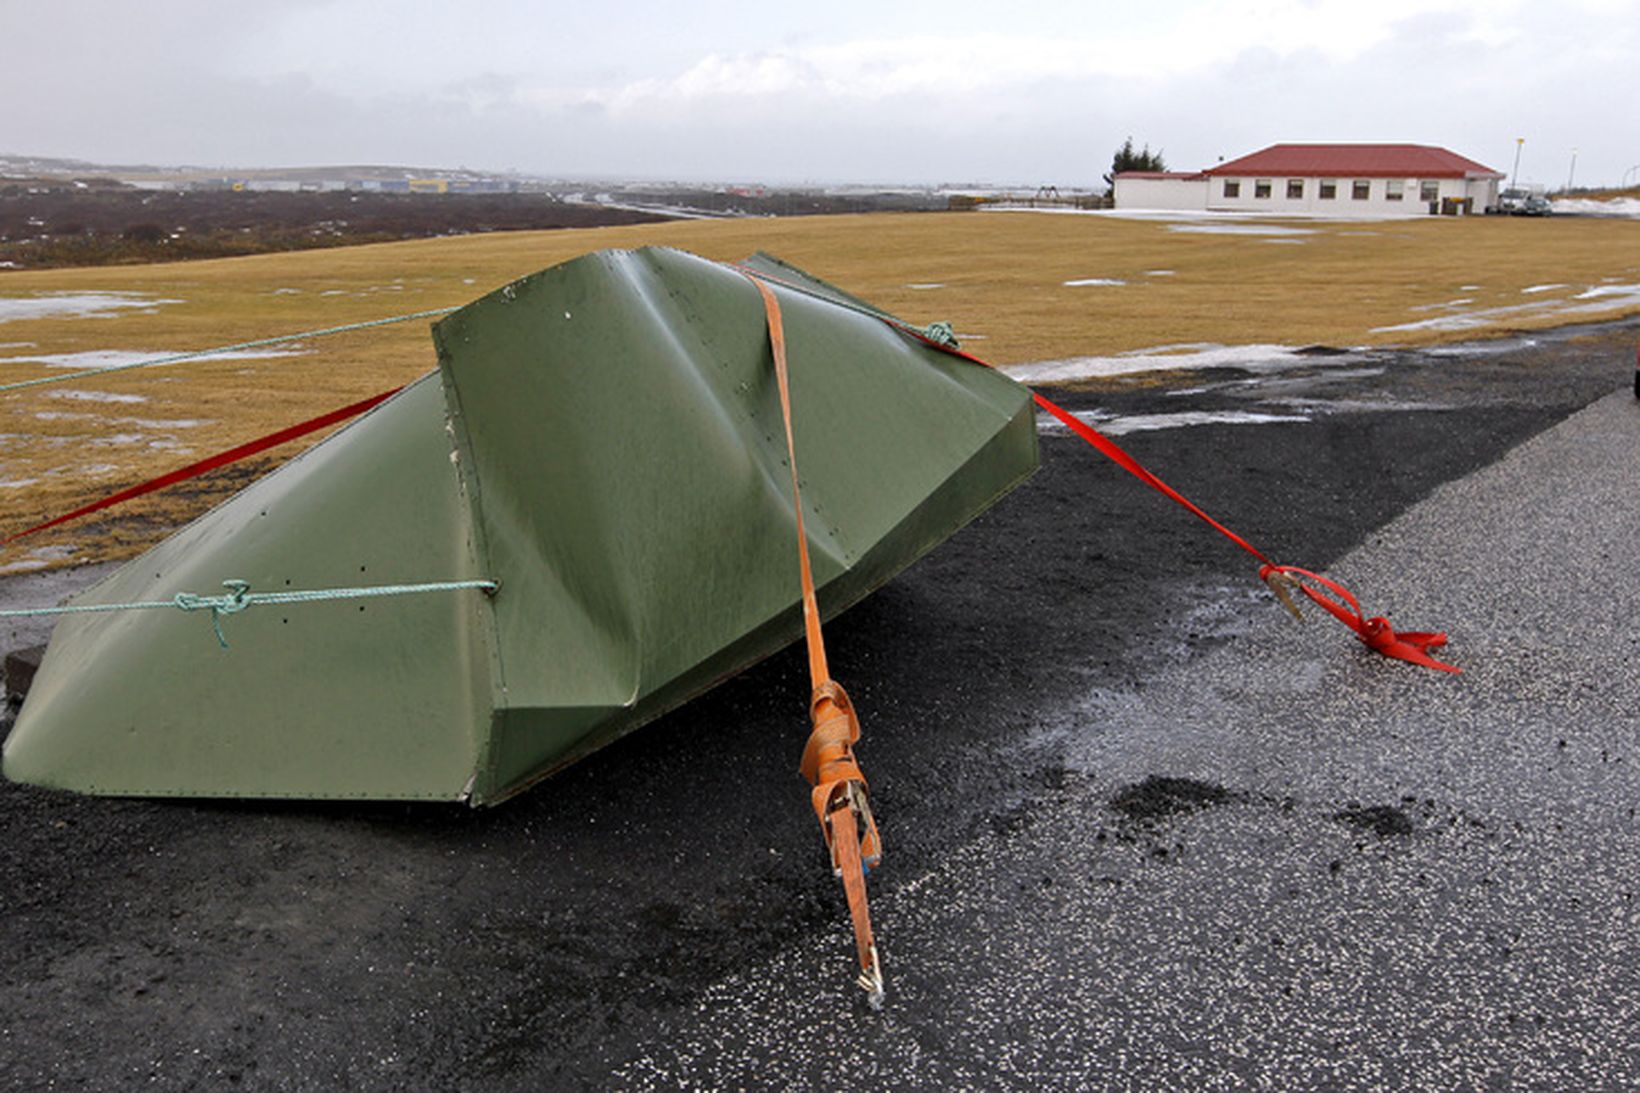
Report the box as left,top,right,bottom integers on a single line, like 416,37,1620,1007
1103,137,1166,186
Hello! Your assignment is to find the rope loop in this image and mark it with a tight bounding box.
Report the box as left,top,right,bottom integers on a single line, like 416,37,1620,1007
5,577,499,651
920,320,960,348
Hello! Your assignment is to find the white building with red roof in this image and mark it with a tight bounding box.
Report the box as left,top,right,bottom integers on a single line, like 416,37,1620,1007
1114,144,1505,216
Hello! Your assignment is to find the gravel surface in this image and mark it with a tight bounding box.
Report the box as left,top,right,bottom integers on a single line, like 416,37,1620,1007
2,321,1635,1090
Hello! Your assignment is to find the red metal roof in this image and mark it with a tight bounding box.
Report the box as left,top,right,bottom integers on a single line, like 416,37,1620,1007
1204,144,1503,180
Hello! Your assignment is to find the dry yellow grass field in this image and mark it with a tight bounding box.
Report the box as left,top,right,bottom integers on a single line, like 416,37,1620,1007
4,210,1639,571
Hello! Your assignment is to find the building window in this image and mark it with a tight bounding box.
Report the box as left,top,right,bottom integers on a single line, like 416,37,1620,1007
1385,179,1405,201
1352,179,1371,200
1223,180,1240,198
1419,180,1439,202
1286,179,1304,199
1254,178,1272,199
1319,180,1337,199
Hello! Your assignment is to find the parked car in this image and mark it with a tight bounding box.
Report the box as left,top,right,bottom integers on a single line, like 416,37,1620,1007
1488,188,1552,216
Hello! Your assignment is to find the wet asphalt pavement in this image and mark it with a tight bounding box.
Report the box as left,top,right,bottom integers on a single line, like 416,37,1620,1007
2,323,1636,1089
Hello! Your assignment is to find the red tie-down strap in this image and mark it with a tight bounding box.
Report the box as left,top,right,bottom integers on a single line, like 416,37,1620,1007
887,319,1460,674
2,387,402,549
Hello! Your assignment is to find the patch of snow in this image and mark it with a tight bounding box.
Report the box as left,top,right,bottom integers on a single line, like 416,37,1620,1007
2,346,307,371
0,544,80,575
1372,285,1640,333
1371,301,1552,334
1265,396,1454,414
1167,223,1316,237
904,283,944,290
46,390,147,404
270,287,302,295
1573,283,1640,300
1145,270,1175,276
1460,285,1481,291
1005,343,1318,383
116,417,209,429
1409,298,1476,312
1062,278,1126,287
1521,284,1567,294
0,478,40,489
1262,238,1308,245
1551,197,1640,218
320,290,349,296
32,410,92,421
0,292,183,323
1038,408,1311,436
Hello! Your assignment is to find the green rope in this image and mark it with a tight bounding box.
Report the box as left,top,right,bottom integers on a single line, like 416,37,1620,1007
920,320,960,348
1,577,497,648
0,306,459,395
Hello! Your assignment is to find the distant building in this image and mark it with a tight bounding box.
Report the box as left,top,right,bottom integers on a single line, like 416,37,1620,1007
1114,144,1504,216
1108,171,1211,210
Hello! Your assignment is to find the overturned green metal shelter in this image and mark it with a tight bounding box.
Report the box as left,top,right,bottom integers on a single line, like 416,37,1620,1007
4,247,1037,804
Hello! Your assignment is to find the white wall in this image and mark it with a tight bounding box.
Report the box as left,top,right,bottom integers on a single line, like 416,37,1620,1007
1112,176,1209,210
1205,176,1496,216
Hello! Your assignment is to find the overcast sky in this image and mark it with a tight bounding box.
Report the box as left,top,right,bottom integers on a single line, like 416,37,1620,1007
5,0,1637,188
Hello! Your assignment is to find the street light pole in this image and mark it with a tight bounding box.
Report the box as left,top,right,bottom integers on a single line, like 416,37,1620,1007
1566,148,1578,192
1511,138,1524,188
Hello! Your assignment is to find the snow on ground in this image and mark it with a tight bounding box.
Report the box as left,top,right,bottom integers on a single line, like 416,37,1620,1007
1551,197,1640,217
0,292,183,323
1372,283,1640,334
1062,278,1126,287
1168,223,1316,237
904,283,945,290
0,544,79,575
2,347,309,371
1522,284,1568,294
115,417,209,429
1005,343,1329,384
1038,408,1310,435
1574,284,1640,300
1410,298,1476,312
46,390,146,404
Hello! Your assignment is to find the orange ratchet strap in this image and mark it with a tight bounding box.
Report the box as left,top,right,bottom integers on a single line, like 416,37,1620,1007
743,272,886,1008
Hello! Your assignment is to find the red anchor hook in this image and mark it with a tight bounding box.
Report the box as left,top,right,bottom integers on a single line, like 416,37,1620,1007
1260,565,1461,674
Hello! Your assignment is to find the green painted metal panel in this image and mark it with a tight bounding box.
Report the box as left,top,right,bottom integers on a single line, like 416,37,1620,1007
3,375,494,799
4,247,1037,805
